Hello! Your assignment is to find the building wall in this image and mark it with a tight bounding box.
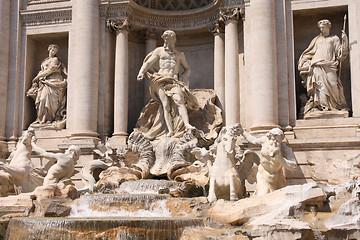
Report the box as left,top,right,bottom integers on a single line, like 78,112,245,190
1,0,360,187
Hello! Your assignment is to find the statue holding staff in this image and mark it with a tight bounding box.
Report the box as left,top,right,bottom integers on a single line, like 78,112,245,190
298,18,349,118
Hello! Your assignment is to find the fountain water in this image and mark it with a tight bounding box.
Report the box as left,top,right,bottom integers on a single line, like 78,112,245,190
6,217,203,240
4,180,204,239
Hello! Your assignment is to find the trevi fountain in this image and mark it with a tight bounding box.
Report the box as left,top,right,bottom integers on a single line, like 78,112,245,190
0,0,360,239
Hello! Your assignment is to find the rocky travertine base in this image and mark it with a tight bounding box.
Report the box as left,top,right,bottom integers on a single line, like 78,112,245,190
1,181,359,239
209,182,326,225
179,227,250,240
207,181,360,239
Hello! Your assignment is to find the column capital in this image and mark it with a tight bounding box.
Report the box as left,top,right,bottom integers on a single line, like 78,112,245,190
145,28,159,40
209,19,225,35
107,18,130,32
219,7,244,22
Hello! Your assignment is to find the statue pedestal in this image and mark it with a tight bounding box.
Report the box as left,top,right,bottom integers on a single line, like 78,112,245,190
108,135,128,148
304,109,349,120
33,129,69,151
293,118,360,139
59,139,99,151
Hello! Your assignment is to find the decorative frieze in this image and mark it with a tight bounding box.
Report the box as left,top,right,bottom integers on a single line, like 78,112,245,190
128,11,220,30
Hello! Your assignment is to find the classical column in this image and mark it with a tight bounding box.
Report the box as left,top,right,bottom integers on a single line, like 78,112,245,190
144,29,158,104
249,0,279,131
68,0,100,139
108,19,130,145
211,21,225,112
0,1,10,142
221,8,242,125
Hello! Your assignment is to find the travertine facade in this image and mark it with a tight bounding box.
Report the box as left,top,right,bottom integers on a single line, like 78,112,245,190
1,0,360,188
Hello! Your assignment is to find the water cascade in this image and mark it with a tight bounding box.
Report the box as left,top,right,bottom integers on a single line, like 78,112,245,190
6,217,203,240
5,180,204,239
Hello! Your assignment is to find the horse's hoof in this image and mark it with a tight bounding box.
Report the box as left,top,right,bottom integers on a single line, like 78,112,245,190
207,196,216,203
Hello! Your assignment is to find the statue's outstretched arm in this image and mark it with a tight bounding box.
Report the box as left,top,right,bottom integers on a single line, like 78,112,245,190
241,130,265,145
31,142,58,162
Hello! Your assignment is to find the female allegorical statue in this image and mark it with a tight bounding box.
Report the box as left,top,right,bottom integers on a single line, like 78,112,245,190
27,44,67,127
298,19,349,119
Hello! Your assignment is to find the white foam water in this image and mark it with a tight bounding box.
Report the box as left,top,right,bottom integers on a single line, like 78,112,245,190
116,180,179,194
69,197,173,218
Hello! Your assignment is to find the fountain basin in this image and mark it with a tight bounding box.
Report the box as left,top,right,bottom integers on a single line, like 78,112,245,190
69,193,194,218
72,193,170,212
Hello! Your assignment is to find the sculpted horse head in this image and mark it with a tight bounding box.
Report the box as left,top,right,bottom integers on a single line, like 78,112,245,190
213,123,242,159
0,128,43,194
207,124,245,202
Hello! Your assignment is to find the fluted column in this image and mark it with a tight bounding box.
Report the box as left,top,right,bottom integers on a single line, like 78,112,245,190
250,0,278,131
144,29,158,104
68,0,100,139
108,19,130,142
211,21,225,112
0,1,10,142
221,8,242,125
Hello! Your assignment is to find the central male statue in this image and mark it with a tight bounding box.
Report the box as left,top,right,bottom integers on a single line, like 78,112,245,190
137,30,199,140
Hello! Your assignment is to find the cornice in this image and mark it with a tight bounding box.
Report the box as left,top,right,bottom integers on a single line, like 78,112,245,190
28,0,70,5
20,6,71,27
20,0,245,31
100,1,129,19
